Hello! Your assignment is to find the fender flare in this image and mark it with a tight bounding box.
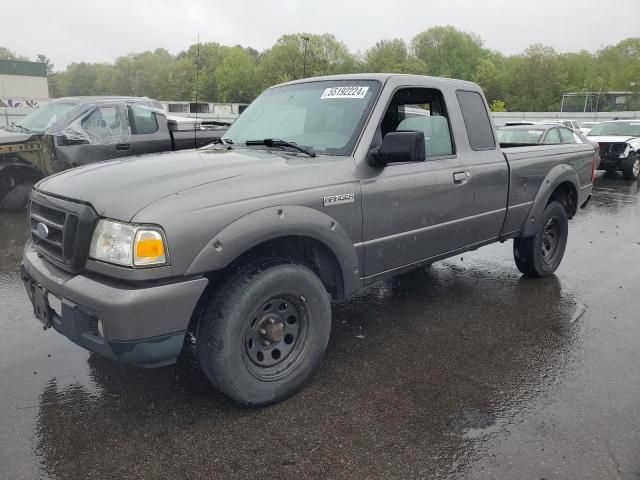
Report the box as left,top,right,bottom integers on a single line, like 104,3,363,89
0,156,45,199
520,164,579,238
185,205,362,297
0,156,45,180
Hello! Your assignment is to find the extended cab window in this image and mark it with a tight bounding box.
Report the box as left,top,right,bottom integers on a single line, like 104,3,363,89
129,106,159,134
381,88,454,157
456,90,496,150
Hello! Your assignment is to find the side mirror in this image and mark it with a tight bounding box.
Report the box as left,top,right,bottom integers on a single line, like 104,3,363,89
367,131,425,167
56,135,89,146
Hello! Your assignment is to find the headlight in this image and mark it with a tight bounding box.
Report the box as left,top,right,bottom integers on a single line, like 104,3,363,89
89,219,168,267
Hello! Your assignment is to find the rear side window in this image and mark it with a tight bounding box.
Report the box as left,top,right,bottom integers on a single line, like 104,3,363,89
456,90,496,151
129,106,159,135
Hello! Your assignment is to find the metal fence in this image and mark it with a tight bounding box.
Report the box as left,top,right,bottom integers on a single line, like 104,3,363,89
492,111,640,126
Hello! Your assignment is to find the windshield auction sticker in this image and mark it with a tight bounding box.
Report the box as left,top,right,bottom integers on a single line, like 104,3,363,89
321,86,369,99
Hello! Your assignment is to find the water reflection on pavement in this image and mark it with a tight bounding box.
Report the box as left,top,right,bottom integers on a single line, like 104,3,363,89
1,175,638,479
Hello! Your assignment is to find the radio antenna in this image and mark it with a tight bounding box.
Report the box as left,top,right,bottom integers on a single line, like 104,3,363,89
194,34,200,148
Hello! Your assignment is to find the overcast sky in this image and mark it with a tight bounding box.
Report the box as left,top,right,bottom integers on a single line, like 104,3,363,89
4,0,639,70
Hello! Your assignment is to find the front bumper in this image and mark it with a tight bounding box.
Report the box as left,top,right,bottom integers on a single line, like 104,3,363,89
21,241,208,367
598,157,621,169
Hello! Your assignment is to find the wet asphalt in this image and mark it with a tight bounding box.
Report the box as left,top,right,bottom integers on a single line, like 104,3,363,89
0,174,639,480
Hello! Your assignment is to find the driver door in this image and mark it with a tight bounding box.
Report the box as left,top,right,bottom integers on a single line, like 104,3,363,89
360,87,475,277
54,104,132,167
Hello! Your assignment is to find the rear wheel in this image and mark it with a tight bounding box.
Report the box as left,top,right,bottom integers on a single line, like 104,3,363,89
196,261,331,406
621,153,640,180
513,201,568,278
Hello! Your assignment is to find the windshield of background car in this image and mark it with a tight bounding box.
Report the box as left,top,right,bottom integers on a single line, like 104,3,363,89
496,128,544,144
588,122,640,137
223,80,381,155
17,102,75,132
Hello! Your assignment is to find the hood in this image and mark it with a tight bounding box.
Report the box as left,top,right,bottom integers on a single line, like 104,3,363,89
36,148,303,220
0,129,36,144
587,135,636,144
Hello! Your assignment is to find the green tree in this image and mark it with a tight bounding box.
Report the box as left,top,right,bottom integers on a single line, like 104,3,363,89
55,62,99,96
215,47,258,102
411,26,489,80
489,100,507,112
0,47,29,61
506,44,567,111
364,39,426,73
257,33,358,88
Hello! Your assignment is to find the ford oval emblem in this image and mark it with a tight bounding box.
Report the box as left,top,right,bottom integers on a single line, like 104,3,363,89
36,222,49,239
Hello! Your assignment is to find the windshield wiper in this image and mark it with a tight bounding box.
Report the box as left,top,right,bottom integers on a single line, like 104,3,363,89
10,122,31,133
245,138,316,157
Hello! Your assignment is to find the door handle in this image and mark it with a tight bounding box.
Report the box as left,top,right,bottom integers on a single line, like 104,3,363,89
453,171,469,184
115,143,131,151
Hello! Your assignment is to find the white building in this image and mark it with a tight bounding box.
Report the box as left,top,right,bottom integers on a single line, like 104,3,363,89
0,59,49,107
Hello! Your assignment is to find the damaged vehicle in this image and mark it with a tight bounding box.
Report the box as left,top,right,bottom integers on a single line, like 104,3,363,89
0,97,226,211
21,74,596,406
587,120,640,179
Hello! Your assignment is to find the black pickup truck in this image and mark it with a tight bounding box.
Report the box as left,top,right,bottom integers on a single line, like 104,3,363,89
0,96,226,210
21,74,596,406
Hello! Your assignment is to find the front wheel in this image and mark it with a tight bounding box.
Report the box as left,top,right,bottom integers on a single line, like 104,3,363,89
621,153,640,180
513,201,568,278
196,262,331,406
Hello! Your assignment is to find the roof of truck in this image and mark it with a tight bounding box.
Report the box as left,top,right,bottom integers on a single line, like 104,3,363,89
276,73,479,89
49,96,157,104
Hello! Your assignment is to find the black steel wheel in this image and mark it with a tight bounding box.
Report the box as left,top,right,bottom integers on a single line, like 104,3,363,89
541,217,561,265
197,261,331,406
242,294,310,380
513,201,568,278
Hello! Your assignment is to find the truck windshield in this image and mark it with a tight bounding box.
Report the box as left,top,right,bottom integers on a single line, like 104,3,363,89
588,122,640,137
15,102,76,133
223,80,381,155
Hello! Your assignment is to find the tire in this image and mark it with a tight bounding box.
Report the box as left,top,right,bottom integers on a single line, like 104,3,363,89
621,153,640,180
0,181,34,212
196,262,331,406
513,201,568,278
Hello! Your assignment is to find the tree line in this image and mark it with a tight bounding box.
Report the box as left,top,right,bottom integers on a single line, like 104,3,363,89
2,26,639,111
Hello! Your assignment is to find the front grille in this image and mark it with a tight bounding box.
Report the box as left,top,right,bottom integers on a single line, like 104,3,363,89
30,201,77,262
29,191,97,273
598,142,626,159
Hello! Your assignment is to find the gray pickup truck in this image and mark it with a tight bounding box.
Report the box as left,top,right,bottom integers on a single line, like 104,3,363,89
0,96,226,211
21,74,596,406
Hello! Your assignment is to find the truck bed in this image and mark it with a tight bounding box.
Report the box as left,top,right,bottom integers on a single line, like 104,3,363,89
500,143,595,237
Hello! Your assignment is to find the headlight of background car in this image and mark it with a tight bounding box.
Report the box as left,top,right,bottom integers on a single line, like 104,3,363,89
89,219,168,267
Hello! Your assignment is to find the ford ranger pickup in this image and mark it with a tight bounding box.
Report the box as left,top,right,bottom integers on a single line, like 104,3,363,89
21,74,596,405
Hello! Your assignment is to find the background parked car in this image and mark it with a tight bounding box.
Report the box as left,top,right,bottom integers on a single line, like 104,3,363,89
579,121,599,135
541,119,581,132
497,124,590,146
587,120,640,179
0,97,227,211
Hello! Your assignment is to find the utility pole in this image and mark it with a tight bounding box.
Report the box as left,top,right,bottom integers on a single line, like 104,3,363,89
301,36,310,78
